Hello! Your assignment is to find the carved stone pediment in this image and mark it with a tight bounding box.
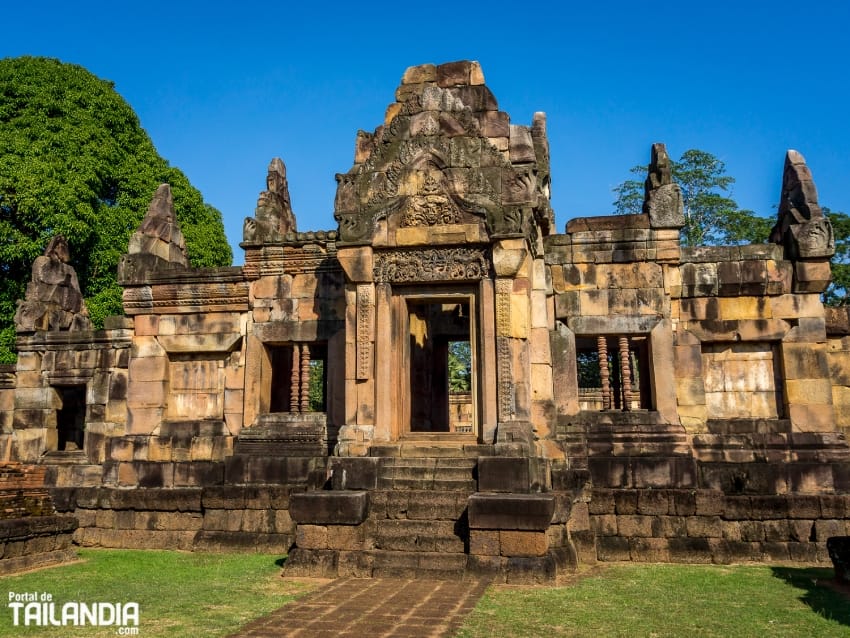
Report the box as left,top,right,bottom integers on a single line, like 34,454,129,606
400,172,463,227
333,61,554,247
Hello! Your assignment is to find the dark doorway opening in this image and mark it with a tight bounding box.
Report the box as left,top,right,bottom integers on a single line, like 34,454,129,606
408,299,472,432
55,385,86,451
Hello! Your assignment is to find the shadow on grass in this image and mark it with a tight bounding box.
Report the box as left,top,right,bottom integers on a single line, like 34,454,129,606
274,556,287,568
771,566,850,629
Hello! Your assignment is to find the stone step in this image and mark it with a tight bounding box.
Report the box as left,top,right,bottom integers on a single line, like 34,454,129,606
379,465,474,481
366,549,468,579
377,477,477,491
382,457,477,469
369,489,471,520
564,430,693,458
370,444,495,458
373,520,466,553
374,456,477,491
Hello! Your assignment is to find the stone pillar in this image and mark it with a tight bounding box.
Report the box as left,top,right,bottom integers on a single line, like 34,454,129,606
619,336,632,412
598,336,611,411
335,246,376,456
290,345,300,413
300,345,311,413
492,238,535,454
495,278,515,422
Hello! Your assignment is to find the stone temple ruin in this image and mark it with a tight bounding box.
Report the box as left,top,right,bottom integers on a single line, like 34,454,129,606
2,60,850,581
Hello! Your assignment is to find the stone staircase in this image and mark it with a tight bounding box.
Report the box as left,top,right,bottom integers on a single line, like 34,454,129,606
360,447,478,577
290,451,480,579
362,487,472,579
284,446,582,582
377,457,477,491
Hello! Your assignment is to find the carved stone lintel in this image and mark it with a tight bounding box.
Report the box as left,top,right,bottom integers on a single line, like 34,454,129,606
373,248,489,283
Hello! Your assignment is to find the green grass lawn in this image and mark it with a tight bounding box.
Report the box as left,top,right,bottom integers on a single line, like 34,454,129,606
457,564,850,638
2,552,847,637
0,549,317,637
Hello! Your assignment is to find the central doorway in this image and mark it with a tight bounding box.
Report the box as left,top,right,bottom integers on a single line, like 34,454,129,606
405,296,475,435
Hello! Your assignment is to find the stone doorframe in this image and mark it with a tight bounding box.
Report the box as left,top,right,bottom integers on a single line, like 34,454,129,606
380,287,480,441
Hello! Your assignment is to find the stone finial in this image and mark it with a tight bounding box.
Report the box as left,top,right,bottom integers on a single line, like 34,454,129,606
645,143,673,190
14,235,92,332
770,150,834,259
643,143,684,229
242,158,298,243
117,184,189,283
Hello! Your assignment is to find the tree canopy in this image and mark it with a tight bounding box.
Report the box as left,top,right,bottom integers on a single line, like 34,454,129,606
0,56,232,362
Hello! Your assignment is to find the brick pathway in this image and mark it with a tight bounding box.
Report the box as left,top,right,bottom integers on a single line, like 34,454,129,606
230,577,490,638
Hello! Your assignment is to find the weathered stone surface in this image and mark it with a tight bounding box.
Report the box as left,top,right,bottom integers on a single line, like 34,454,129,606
7,61,850,581
643,144,685,229
770,150,834,260
478,457,531,493
468,493,555,531
242,158,298,243
15,237,92,332
118,184,189,283
333,61,550,244
289,491,369,525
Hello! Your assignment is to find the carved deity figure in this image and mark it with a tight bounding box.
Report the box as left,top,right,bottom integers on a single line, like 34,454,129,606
14,236,92,332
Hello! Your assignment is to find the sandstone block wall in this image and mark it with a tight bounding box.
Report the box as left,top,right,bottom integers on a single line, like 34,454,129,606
10,326,131,463
0,463,78,574
589,488,850,564
672,245,833,434
53,486,295,553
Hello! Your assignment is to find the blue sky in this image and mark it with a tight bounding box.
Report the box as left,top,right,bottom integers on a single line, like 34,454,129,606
4,1,849,264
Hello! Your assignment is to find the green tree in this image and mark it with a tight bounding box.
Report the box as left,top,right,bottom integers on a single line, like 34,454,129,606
823,208,850,306
448,341,471,393
308,359,325,412
0,56,232,362
613,148,772,246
